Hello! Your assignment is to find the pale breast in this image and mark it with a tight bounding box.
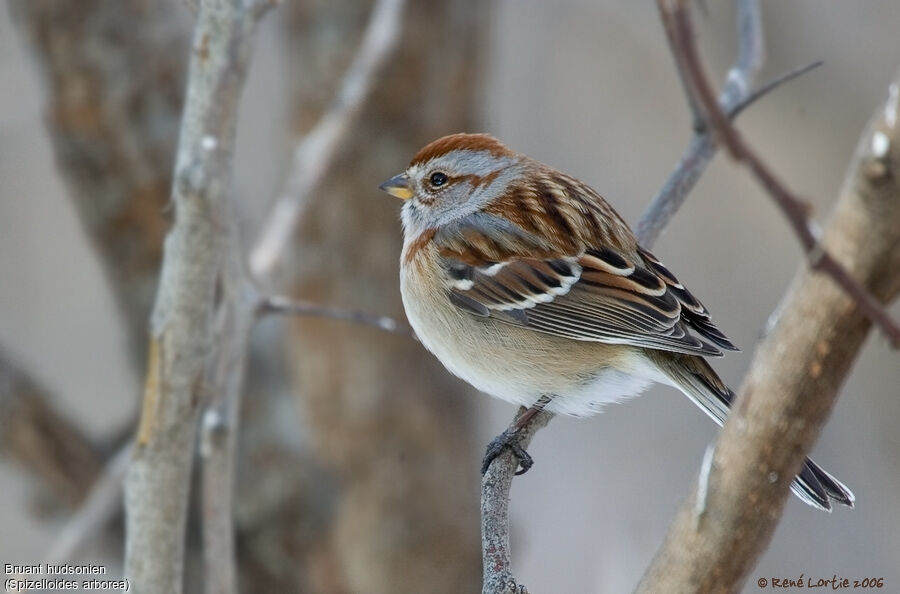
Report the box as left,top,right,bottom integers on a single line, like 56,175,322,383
400,243,663,415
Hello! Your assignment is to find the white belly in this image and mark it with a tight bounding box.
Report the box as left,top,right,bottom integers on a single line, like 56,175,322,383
401,254,669,417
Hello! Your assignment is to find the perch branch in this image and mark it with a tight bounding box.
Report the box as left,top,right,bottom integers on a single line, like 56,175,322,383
249,0,405,279
637,34,900,594
662,0,900,346
481,3,767,592
481,411,553,594
124,1,269,592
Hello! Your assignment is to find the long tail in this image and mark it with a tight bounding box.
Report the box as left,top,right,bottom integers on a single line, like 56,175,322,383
651,352,854,512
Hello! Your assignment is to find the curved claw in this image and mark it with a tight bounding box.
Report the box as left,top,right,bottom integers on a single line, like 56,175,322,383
482,428,534,475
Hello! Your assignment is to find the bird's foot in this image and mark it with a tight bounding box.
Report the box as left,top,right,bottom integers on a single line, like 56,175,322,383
482,427,533,475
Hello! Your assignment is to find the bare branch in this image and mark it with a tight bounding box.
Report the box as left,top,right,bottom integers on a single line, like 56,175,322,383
638,59,820,246
44,444,131,564
200,237,255,594
481,411,552,594
11,0,408,590
249,0,406,279
731,60,822,119
636,0,764,245
656,0,705,129
637,47,900,594
124,1,268,592
663,0,900,347
635,60,820,247
259,295,412,335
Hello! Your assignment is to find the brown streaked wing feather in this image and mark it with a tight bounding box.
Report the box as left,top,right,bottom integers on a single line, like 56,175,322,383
518,249,724,356
433,214,728,356
457,258,582,312
638,248,738,351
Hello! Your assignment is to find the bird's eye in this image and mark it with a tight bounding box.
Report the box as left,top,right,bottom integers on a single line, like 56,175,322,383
429,172,448,187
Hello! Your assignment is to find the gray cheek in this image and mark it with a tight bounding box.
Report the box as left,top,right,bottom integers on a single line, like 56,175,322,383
402,185,466,233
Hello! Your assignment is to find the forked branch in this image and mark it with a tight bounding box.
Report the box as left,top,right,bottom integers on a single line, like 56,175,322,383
660,0,900,346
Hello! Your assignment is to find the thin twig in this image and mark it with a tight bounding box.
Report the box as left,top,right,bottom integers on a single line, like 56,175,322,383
635,61,822,248
635,60,820,247
44,444,131,564
635,61,820,247
200,220,256,594
259,295,412,336
249,0,406,279
637,0,764,246
666,0,900,347
657,0,704,129
730,60,822,120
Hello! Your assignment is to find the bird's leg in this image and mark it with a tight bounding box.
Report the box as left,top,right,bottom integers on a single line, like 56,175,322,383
482,396,552,476
482,428,532,476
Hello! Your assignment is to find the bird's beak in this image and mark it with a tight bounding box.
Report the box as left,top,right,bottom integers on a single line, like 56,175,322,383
378,173,413,200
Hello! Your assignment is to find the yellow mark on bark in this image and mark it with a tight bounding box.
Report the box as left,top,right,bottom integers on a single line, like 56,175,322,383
137,337,161,446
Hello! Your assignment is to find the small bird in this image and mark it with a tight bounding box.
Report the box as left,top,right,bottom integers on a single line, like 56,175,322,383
379,133,853,511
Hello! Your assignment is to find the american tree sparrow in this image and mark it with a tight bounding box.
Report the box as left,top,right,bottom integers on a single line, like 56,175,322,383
379,133,853,511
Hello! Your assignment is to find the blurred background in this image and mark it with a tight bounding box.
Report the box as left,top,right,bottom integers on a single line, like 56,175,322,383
1,1,899,592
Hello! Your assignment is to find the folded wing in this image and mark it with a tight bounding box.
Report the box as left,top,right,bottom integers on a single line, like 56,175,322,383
435,213,737,357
